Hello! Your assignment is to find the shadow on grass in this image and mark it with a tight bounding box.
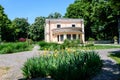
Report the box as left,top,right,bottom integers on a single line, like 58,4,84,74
110,50,120,56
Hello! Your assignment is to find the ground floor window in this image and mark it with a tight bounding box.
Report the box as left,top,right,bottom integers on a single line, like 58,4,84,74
60,35,64,41
67,34,71,40
73,34,76,39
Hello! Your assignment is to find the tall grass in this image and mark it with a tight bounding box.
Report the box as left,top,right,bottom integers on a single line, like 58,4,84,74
0,42,32,54
22,50,102,80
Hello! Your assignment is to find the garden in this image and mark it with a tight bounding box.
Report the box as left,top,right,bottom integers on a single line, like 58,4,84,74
22,50,102,80
20,40,120,80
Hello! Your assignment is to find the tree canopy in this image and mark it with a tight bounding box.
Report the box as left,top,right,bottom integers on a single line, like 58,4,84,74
11,18,29,40
28,16,45,41
0,5,12,42
65,0,120,40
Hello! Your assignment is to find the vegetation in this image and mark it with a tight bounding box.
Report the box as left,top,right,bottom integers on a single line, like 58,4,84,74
22,50,102,80
65,0,120,40
0,42,33,54
11,18,30,41
28,17,45,41
109,52,120,65
0,0,120,42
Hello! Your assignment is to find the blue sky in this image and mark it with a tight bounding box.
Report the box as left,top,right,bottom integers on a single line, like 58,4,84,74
0,0,74,24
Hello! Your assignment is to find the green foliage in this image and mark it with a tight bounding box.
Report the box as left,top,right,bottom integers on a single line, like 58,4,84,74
11,18,29,40
28,17,45,41
110,52,120,65
22,50,102,80
65,0,119,40
48,12,62,18
88,37,95,41
0,42,32,54
63,39,80,47
38,39,81,50
38,41,60,50
0,5,13,42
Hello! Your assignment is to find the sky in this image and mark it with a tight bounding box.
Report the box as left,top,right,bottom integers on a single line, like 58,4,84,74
0,0,74,24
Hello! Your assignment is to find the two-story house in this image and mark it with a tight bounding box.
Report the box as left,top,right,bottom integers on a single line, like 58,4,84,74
45,18,85,43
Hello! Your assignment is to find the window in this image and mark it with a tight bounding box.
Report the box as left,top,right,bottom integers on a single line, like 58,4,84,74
60,35,64,41
67,34,71,40
73,34,76,39
57,24,61,28
78,34,80,39
72,24,75,27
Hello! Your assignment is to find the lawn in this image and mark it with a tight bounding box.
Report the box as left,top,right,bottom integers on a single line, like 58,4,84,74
109,52,120,65
78,45,120,50
38,41,120,51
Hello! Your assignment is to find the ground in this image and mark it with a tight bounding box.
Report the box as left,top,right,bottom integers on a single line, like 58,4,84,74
0,45,120,80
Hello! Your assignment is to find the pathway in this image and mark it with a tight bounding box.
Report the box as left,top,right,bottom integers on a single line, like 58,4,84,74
92,49,120,80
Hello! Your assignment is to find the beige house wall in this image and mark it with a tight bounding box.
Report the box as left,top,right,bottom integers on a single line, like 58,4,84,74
45,18,85,43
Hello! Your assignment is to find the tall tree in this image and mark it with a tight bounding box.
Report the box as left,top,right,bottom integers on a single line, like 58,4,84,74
0,5,12,42
11,18,29,40
29,16,45,41
48,12,62,18
65,0,119,40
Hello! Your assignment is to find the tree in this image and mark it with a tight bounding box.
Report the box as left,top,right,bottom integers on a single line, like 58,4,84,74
0,5,12,42
11,18,29,40
65,0,119,40
28,16,45,41
48,12,62,18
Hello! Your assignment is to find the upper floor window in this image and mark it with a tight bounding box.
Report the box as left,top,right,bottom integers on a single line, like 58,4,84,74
72,24,75,27
57,24,61,28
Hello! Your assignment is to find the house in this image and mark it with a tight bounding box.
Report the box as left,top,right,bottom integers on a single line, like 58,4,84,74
45,18,85,43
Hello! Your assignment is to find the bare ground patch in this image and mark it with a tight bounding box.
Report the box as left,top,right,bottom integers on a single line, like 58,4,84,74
0,66,10,77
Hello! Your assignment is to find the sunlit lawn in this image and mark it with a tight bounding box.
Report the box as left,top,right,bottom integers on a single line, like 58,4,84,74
109,52,120,65
72,45,120,50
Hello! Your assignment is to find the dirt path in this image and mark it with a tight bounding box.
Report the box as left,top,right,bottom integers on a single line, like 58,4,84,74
0,46,120,80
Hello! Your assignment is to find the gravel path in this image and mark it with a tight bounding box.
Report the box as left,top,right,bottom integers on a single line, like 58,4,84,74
0,46,120,80
92,49,120,80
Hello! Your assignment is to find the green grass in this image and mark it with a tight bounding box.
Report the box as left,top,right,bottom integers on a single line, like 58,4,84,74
81,45,120,50
109,52,120,65
0,42,33,54
109,52,120,80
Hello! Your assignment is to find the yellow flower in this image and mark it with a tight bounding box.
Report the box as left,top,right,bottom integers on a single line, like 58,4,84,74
53,53,58,58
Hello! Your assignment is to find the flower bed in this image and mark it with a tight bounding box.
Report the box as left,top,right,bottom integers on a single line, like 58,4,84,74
22,50,102,80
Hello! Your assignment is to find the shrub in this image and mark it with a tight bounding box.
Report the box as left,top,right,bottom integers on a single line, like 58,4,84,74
22,50,102,80
88,37,95,41
38,41,60,50
0,42,32,54
19,38,26,42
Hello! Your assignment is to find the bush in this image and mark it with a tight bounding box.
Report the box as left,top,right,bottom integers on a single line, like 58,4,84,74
88,38,95,41
38,41,60,50
19,38,26,42
63,39,80,48
0,42,32,54
22,50,102,80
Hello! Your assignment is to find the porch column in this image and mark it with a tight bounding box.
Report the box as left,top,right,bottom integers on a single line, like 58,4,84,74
64,34,67,41
81,33,85,43
59,35,60,42
76,34,79,39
